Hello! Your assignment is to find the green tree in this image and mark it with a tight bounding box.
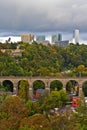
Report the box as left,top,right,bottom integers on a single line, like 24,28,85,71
50,80,63,91
42,90,68,111
37,67,50,76
76,94,87,130
66,81,72,94
18,80,29,102
26,100,36,116
77,65,85,77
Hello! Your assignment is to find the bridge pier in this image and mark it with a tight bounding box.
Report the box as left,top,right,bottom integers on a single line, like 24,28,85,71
29,87,33,99
78,81,83,97
28,81,33,99
62,82,67,92
0,77,86,98
45,80,50,94
79,87,83,96
63,87,66,92
13,82,18,95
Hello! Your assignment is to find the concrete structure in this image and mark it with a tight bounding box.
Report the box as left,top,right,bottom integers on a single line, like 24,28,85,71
1,49,23,57
51,34,62,43
0,77,87,98
73,29,79,44
55,40,69,48
36,40,50,46
11,49,23,57
21,34,34,43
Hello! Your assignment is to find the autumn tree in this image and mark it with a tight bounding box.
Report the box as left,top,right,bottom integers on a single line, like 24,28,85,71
0,96,29,130
20,114,50,130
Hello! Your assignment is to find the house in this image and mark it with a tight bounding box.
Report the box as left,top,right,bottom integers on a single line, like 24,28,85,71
34,88,45,98
11,49,23,57
72,96,79,108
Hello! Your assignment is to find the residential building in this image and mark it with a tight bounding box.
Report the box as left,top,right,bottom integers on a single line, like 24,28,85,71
21,34,34,43
36,40,50,46
55,40,69,48
72,96,79,108
11,49,23,57
1,49,23,57
34,89,45,98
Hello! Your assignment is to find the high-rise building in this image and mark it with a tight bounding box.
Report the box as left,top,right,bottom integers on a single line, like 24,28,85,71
21,34,34,43
36,35,45,42
58,34,62,41
51,33,62,43
73,29,79,44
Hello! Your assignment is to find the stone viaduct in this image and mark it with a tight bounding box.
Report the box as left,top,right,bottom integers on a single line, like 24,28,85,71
0,76,87,98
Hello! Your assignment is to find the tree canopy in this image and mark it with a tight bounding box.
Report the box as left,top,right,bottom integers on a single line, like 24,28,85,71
0,42,87,77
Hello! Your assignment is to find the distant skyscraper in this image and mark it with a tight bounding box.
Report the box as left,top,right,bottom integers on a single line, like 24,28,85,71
36,35,45,42
21,34,34,43
73,29,79,44
58,34,62,41
51,33,62,43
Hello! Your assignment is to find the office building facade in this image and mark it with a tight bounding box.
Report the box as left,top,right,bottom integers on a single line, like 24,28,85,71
36,35,45,42
55,40,69,48
73,29,79,44
52,33,62,43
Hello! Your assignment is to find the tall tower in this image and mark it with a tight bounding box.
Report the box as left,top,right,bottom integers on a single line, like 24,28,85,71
51,33,62,43
74,29,79,44
58,34,62,41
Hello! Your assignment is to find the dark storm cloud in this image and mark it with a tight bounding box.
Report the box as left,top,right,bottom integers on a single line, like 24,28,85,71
0,0,87,33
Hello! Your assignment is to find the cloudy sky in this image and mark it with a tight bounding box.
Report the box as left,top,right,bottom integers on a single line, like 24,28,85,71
0,0,87,42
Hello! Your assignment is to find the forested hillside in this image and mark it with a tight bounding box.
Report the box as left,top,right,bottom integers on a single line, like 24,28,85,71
0,42,87,77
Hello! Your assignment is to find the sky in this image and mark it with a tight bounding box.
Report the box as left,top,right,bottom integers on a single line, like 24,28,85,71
0,0,87,43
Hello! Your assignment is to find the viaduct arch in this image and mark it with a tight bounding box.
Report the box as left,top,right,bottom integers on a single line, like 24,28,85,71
0,77,87,98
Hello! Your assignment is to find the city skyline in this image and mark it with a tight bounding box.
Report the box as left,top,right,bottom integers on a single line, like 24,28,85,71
0,0,87,35
0,29,87,44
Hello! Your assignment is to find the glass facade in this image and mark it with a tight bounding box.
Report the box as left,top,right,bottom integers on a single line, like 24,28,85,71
52,34,62,43
36,35,45,42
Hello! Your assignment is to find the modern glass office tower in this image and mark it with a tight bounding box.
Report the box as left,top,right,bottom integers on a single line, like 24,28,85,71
73,29,79,44
58,34,62,41
36,35,45,42
51,33,62,43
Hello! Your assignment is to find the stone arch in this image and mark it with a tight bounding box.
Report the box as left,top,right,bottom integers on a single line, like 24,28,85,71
2,80,13,93
82,81,87,96
33,80,45,97
66,80,79,96
50,80,63,92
